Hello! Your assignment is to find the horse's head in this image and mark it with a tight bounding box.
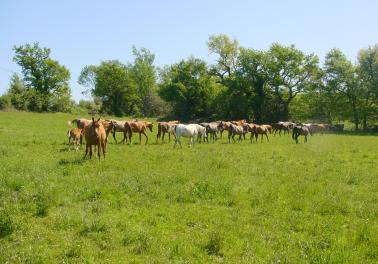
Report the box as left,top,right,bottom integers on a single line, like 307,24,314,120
146,122,153,132
91,117,101,137
110,120,117,133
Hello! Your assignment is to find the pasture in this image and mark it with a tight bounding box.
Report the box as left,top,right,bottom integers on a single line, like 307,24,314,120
0,112,377,263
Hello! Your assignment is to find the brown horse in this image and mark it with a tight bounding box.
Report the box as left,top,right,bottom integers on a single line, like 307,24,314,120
231,119,247,126
125,121,153,144
253,125,269,142
262,124,272,134
67,128,83,151
156,121,179,144
69,118,91,129
83,117,106,159
243,123,257,142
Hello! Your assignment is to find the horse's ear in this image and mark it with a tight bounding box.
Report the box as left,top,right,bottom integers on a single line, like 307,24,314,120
92,117,95,122
97,118,100,122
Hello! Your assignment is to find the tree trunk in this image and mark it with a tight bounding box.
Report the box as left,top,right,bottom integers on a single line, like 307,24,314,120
362,114,367,131
352,102,359,131
282,102,289,121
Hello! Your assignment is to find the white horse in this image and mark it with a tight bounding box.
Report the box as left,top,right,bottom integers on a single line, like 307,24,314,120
173,124,207,148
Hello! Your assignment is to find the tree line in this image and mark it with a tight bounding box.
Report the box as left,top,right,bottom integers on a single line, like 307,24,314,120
1,35,377,130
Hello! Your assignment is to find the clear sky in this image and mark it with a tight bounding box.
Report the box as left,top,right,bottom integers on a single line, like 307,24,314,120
1,0,377,101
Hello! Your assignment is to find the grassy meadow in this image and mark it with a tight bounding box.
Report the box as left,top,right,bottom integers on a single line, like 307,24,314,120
0,111,377,263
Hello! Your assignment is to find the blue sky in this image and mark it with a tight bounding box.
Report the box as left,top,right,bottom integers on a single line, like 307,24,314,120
1,0,377,101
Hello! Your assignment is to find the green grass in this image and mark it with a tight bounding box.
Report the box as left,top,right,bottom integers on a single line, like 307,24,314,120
0,111,377,263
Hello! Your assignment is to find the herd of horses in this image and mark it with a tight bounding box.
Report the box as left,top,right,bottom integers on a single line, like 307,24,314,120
67,118,340,159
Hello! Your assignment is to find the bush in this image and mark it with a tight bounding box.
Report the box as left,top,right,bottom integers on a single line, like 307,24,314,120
0,94,11,110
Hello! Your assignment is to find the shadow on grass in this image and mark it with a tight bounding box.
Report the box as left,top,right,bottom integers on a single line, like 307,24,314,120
58,158,86,166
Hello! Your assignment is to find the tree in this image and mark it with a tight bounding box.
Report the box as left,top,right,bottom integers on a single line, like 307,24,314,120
12,42,71,112
207,34,239,80
238,48,271,122
130,46,159,116
324,48,360,130
357,44,378,130
267,43,319,121
78,60,139,116
158,57,222,120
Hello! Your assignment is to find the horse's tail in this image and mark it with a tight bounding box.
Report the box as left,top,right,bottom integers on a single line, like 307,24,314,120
174,124,178,135
68,119,78,126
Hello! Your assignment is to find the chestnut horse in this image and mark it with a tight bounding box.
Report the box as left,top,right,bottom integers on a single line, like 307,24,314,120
125,121,153,144
253,125,269,142
67,128,83,151
83,117,106,159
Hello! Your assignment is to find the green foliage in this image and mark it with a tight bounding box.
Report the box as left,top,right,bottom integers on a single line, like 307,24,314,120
0,94,11,110
78,47,168,117
159,57,222,120
79,60,139,116
12,42,72,112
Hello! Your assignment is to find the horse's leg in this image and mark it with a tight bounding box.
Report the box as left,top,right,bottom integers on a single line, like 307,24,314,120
173,136,177,148
89,145,93,159
128,131,132,145
266,133,269,142
102,141,106,158
113,132,117,144
97,143,101,159
139,132,142,144
305,135,307,143
142,131,148,145
83,143,88,159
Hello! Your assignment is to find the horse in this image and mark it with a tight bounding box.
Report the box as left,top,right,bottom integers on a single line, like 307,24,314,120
67,128,83,151
228,124,244,143
99,120,113,143
173,124,205,148
83,117,106,159
194,124,207,143
69,118,91,129
125,121,153,144
109,120,133,143
205,122,222,143
156,121,179,144
231,119,247,126
243,123,256,142
262,124,272,134
253,125,269,142
292,125,312,144
216,121,227,139
274,122,290,136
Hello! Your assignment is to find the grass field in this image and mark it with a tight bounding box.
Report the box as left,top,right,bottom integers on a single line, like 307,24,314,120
0,112,377,263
